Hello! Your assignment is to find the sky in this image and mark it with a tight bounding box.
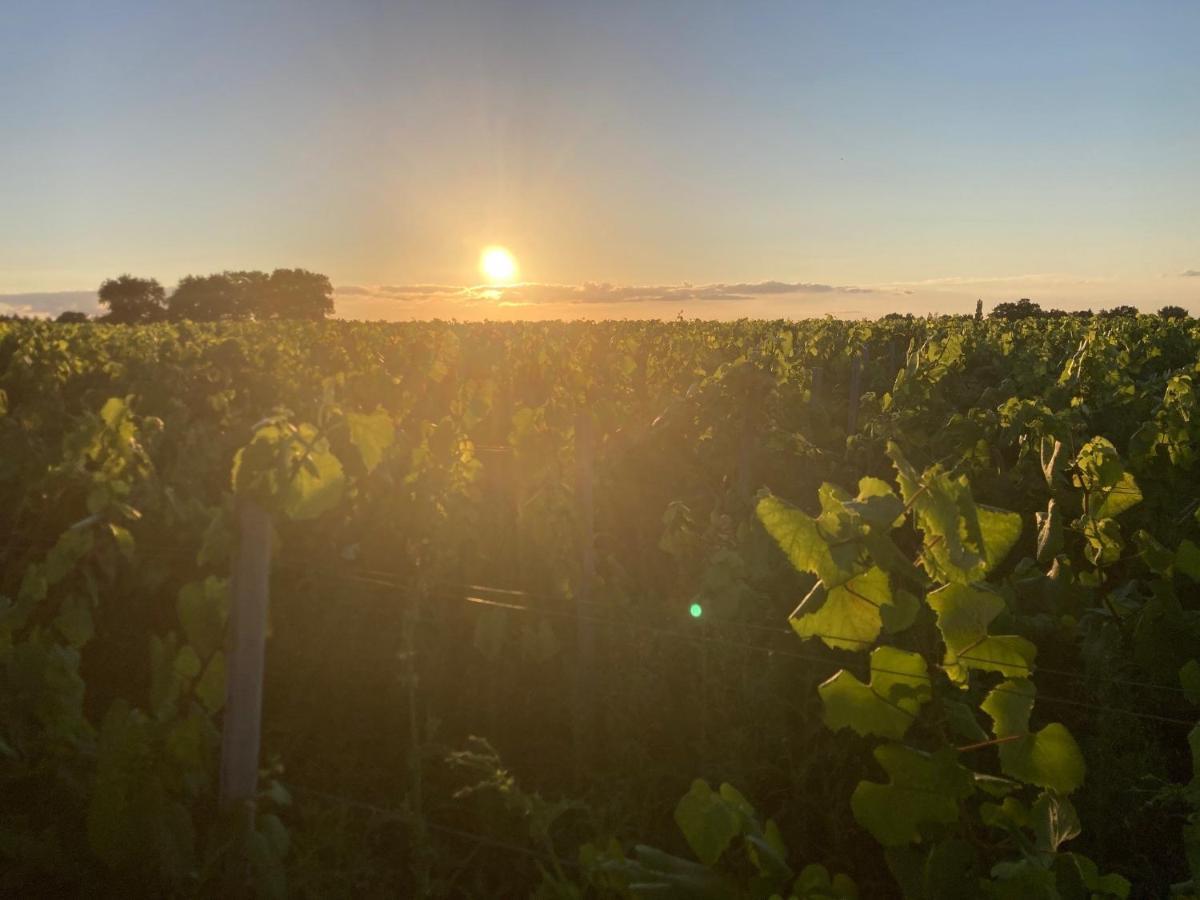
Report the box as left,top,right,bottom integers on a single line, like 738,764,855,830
2,0,1198,320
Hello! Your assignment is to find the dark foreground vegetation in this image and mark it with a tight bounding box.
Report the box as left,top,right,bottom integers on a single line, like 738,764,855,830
2,315,1199,897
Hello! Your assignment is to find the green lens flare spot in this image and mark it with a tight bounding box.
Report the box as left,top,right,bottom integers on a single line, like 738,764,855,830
689,602,703,619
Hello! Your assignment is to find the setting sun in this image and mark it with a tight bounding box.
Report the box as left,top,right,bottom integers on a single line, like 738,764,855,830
480,246,518,284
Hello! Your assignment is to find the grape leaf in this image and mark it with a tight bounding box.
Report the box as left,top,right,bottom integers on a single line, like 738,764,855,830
757,493,861,588
851,745,975,846
982,679,1085,794
673,779,742,865
927,583,1036,682
819,646,930,740
346,409,394,474
790,566,892,651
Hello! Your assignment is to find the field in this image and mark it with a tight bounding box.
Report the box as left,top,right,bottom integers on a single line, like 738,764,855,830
2,315,1199,897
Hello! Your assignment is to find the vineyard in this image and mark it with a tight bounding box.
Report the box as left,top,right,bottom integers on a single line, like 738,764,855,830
2,314,1199,897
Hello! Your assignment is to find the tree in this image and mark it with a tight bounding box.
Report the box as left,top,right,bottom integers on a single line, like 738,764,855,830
989,298,1043,321
168,271,268,321
1158,305,1189,320
260,269,334,320
98,275,166,323
55,311,89,323
166,268,333,321
1098,305,1139,318
974,299,983,320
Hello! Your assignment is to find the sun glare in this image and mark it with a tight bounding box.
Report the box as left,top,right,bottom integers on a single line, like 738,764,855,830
480,246,518,284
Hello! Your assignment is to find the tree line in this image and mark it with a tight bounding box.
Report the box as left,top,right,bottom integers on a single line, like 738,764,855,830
985,297,1188,321
54,269,334,323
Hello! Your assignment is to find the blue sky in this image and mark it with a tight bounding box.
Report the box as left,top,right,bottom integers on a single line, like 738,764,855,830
2,1,1198,319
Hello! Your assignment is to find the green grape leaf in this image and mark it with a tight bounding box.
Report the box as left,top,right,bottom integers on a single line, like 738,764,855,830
980,796,1029,831
819,646,931,740
173,645,201,681
87,700,151,868
757,494,860,588
943,699,988,742
1181,660,1200,706
1133,529,1174,575
1092,472,1142,520
976,505,1024,573
673,779,742,865
793,863,858,898
1176,540,1200,581
851,745,974,846
927,583,1036,682
863,530,928,589
1081,517,1124,566
983,679,1085,794
924,838,983,899
176,577,229,660
346,409,394,474
1055,853,1131,898
1031,791,1081,852
54,595,94,648
888,443,1020,583
790,566,892,651
281,440,344,520
233,421,345,520
845,477,905,528
880,588,921,634
1073,437,1141,519
196,652,226,714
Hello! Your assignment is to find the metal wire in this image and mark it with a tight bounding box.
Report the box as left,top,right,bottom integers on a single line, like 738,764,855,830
284,563,1199,728
286,783,580,869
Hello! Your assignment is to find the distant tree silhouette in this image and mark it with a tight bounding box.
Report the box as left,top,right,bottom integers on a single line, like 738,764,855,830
975,299,983,320
166,268,333,321
168,271,268,321
881,312,913,321
1158,305,1189,320
259,268,334,320
989,298,1043,321
98,275,166,323
1098,305,1139,318
1070,309,1094,318
55,311,89,323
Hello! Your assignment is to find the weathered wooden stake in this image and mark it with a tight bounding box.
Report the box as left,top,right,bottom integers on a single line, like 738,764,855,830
220,500,272,810
573,409,597,778
847,350,864,434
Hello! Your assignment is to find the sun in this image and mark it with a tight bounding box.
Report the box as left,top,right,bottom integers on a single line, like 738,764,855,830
480,246,518,284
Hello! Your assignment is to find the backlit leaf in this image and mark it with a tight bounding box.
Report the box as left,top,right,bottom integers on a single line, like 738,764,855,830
819,646,930,740
346,409,394,474
673,779,742,865
851,745,974,846
790,566,892,651
983,679,1085,794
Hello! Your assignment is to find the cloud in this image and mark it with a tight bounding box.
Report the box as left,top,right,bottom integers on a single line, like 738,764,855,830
0,291,97,318
885,273,1114,288
1182,270,1200,277
333,279,877,308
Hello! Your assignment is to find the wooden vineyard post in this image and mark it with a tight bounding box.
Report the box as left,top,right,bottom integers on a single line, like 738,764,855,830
736,385,757,503
573,409,597,779
847,348,867,435
220,500,272,814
